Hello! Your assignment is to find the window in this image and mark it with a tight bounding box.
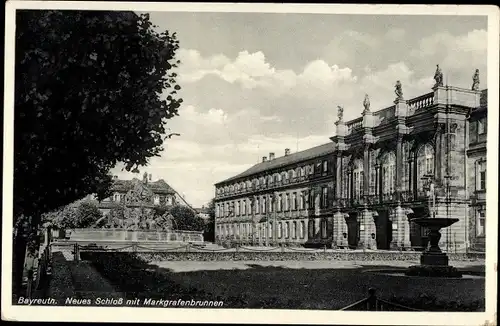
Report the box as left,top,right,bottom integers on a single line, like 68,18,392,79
268,196,273,212
236,201,240,216
477,210,485,236
285,222,289,238
321,219,327,238
277,195,282,212
309,190,315,209
262,197,266,214
478,118,486,135
322,187,328,208
300,192,305,210
323,160,328,173
300,221,305,238
309,164,314,175
216,204,220,218
382,152,396,194
269,222,273,237
255,198,260,214
308,220,315,238
114,193,121,202
242,200,247,215
285,193,290,211
477,160,486,191
353,159,364,199
300,167,305,177
293,221,297,239
278,222,282,238
292,192,297,210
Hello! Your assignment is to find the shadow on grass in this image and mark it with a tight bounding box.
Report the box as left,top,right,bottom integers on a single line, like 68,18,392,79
80,252,485,311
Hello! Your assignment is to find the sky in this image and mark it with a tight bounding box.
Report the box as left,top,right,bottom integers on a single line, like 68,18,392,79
111,11,488,208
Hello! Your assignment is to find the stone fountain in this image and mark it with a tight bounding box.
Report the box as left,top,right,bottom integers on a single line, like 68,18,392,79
405,217,462,278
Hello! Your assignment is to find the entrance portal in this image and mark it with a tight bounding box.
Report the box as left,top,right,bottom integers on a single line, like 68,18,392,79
346,212,359,249
375,210,392,250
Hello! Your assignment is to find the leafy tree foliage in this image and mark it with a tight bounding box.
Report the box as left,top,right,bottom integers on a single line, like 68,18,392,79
203,199,216,242
43,201,103,229
169,205,205,232
13,10,182,296
14,10,182,221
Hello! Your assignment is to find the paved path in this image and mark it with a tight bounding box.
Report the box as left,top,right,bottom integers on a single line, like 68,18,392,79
46,250,124,304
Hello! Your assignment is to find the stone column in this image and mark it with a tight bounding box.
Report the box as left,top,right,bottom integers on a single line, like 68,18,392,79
390,206,411,250
358,207,377,249
363,144,370,198
334,211,349,248
336,152,343,200
395,134,404,197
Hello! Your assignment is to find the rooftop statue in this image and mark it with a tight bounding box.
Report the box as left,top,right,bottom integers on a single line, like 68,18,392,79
337,106,344,122
363,94,370,113
394,81,403,100
472,69,480,91
434,64,444,88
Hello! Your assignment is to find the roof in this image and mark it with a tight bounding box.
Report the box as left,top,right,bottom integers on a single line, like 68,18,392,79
111,177,175,195
216,142,335,185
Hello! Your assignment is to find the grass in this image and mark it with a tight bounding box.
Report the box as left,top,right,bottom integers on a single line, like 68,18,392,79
81,252,485,311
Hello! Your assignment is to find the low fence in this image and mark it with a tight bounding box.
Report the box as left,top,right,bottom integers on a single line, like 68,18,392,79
340,288,422,311
68,228,204,243
56,242,485,262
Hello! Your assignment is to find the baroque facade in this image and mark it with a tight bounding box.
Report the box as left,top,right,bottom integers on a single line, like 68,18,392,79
214,69,488,252
87,172,194,216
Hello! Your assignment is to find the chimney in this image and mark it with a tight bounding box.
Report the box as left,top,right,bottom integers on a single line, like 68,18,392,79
262,156,268,163
285,148,291,156
269,152,275,160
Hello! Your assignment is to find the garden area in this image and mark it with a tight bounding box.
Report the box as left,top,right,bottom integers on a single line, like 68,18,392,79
79,251,485,311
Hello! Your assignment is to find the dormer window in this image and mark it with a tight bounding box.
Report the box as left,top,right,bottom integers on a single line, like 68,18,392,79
113,193,121,202
153,195,160,205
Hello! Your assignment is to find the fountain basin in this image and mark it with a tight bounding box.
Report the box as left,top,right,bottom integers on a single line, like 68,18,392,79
405,217,462,278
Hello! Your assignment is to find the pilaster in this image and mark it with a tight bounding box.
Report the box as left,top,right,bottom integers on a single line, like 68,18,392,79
358,208,377,249
390,206,411,250
334,211,349,248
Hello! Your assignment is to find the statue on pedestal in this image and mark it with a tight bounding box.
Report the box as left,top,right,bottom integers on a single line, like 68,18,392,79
336,106,344,122
363,94,370,113
472,69,480,91
394,81,403,100
434,64,444,88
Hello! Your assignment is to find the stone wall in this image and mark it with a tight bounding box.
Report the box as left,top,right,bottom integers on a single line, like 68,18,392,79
69,228,204,243
135,251,484,263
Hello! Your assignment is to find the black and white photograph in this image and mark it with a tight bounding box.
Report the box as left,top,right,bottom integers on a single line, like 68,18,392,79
2,2,498,325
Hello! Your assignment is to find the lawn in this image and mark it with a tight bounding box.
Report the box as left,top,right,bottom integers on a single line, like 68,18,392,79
81,252,485,311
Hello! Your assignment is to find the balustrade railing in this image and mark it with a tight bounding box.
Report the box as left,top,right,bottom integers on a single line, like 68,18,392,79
407,92,434,111
346,118,363,135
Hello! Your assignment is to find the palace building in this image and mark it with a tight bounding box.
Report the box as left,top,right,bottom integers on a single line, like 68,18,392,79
213,68,487,252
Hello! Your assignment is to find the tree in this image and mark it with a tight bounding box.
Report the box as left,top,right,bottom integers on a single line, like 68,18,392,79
169,205,205,232
74,202,104,228
204,199,216,242
13,10,182,297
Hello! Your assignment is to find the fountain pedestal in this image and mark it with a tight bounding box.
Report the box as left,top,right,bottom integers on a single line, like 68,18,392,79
405,218,462,278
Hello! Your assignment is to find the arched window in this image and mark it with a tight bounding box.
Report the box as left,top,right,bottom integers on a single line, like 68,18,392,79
268,222,273,237
262,197,266,214
417,144,434,190
382,152,396,195
278,222,283,238
353,159,364,199
292,221,297,239
300,221,305,238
